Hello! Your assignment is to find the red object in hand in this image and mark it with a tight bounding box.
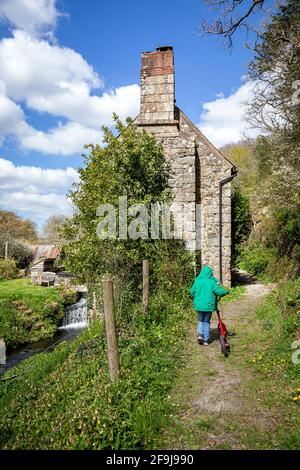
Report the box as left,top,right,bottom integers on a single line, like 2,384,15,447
217,309,228,337
217,309,230,357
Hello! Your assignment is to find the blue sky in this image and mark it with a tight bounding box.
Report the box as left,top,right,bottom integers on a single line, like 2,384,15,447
0,0,262,230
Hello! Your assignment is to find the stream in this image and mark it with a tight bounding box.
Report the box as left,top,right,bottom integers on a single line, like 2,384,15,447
0,294,88,375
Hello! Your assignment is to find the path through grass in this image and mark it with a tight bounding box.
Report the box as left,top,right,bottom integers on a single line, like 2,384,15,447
159,274,300,450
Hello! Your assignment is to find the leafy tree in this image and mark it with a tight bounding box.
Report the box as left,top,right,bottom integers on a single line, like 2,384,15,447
0,211,35,268
0,259,18,280
42,214,68,244
248,0,300,215
0,210,37,242
62,116,189,298
232,186,252,262
221,139,258,196
247,1,300,266
0,231,34,268
210,1,300,277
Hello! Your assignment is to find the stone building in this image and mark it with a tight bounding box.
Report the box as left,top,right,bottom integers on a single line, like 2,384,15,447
135,46,236,285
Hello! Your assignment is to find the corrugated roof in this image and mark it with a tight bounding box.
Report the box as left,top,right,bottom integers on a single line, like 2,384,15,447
29,245,60,260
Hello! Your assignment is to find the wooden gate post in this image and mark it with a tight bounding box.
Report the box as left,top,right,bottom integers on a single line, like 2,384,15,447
102,278,120,382
142,259,149,314
4,241,9,260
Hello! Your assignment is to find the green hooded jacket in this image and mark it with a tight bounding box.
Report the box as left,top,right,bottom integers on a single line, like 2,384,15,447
189,266,229,312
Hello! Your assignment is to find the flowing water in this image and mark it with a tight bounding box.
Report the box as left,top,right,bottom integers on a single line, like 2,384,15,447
0,295,88,374
58,295,87,330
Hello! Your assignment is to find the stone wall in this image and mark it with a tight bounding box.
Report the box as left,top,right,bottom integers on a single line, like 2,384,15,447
140,47,175,123
137,119,197,250
136,46,233,286
197,138,232,284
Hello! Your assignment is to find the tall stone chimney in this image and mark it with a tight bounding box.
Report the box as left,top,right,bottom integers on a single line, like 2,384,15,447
140,46,175,123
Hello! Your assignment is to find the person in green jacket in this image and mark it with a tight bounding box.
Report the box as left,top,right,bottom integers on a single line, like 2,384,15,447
189,265,229,345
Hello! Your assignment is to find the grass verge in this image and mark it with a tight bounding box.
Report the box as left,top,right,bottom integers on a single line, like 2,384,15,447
0,278,77,348
158,278,299,450
0,287,192,449
238,278,300,449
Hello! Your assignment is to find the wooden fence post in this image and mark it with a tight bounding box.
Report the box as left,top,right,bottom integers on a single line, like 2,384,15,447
102,278,120,382
4,241,9,260
142,259,149,314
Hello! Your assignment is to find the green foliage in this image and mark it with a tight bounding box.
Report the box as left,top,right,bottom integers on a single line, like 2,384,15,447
247,278,300,429
62,115,194,328
221,140,257,196
0,233,33,269
42,214,68,244
0,279,76,348
275,278,300,338
150,242,194,291
223,3,300,280
275,205,300,251
0,259,19,280
219,285,246,304
0,283,192,449
63,115,171,286
231,186,252,261
237,243,277,280
249,0,300,136
0,210,37,242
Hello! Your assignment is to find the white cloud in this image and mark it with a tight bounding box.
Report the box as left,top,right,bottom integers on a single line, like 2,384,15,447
27,82,140,128
0,81,30,139
21,121,103,156
1,191,73,229
0,157,79,192
0,157,78,226
0,0,141,226
0,30,102,102
0,30,140,155
0,0,59,37
0,81,103,155
0,30,139,127
198,81,260,148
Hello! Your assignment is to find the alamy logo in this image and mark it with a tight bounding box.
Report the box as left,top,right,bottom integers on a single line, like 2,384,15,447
96,196,201,243
291,339,300,365
291,80,300,106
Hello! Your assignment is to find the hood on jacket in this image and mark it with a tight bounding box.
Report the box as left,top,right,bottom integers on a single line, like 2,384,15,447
198,266,214,279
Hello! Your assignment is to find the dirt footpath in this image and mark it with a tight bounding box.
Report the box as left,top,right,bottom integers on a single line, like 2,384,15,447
161,273,276,450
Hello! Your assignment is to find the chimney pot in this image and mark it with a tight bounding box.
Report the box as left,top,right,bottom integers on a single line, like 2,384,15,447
156,45,173,52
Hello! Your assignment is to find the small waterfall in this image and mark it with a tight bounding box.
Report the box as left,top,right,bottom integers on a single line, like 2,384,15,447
59,295,87,330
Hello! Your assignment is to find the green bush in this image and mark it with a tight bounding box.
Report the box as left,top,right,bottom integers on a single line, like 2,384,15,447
266,256,293,282
0,234,33,268
237,243,277,279
59,289,78,305
252,277,300,385
0,259,19,280
245,277,300,449
231,186,252,262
